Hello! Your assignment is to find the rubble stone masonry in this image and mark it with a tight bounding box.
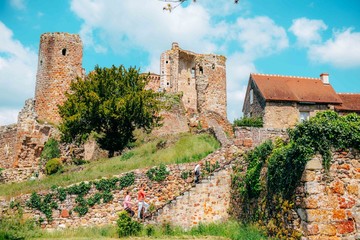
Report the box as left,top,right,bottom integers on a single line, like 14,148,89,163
35,32,83,124
0,124,17,169
297,150,360,239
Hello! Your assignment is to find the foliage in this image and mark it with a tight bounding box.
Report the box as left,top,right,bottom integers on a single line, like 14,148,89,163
180,170,192,179
40,138,61,162
74,196,88,217
146,163,170,181
0,214,41,240
204,160,221,175
117,211,142,237
59,65,163,157
26,192,58,221
233,116,263,128
119,172,135,189
101,191,113,203
120,151,135,161
45,158,63,175
230,111,360,239
87,193,102,207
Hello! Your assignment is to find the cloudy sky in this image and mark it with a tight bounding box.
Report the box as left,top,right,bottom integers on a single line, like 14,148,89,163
0,0,360,125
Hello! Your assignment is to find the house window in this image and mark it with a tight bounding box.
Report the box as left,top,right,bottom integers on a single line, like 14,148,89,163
199,66,203,74
191,68,195,78
250,89,254,104
300,111,310,122
188,78,190,85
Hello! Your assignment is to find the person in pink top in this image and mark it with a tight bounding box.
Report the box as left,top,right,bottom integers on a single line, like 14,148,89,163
123,190,134,217
137,184,149,219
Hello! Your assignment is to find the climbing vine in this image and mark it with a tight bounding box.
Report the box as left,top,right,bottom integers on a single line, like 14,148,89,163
231,111,360,239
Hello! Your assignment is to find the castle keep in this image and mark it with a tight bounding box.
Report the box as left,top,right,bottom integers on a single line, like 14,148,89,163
35,33,84,124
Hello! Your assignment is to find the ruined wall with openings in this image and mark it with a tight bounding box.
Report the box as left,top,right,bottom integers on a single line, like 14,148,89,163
35,32,83,124
160,43,227,118
0,124,17,169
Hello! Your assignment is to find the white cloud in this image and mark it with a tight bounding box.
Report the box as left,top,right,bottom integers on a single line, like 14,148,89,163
10,0,26,10
289,17,327,46
232,16,289,59
309,28,360,68
0,21,37,125
70,0,288,121
0,108,19,126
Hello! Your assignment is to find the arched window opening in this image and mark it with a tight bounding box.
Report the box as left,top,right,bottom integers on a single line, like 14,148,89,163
62,48,67,56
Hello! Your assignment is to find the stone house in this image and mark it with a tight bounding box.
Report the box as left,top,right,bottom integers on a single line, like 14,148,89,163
242,73,360,129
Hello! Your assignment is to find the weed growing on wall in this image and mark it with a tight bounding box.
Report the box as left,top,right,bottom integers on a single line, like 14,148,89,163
231,111,360,239
41,138,61,162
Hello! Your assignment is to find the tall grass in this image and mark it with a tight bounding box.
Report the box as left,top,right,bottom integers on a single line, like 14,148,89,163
32,220,267,239
0,133,220,198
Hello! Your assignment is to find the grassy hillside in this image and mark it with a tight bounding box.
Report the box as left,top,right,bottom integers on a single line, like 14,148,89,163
0,133,220,198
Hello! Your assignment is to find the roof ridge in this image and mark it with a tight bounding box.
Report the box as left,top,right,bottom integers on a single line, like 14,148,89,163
251,73,319,80
338,92,360,95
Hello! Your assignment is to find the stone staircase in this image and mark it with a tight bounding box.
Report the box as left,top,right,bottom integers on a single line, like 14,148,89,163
144,160,235,229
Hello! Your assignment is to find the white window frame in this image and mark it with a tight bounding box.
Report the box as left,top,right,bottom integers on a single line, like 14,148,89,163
250,89,254,104
299,111,310,122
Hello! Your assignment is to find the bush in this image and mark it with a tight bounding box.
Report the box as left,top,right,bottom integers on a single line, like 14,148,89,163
41,138,61,162
45,158,63,175
0,214,41,240
146,164,170,182
117,211,142,237
233,116,263,127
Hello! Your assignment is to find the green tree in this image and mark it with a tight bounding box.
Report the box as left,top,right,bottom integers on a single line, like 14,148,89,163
58,65,162,157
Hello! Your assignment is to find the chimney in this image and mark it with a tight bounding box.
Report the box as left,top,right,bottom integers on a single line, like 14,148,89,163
320,73,329,84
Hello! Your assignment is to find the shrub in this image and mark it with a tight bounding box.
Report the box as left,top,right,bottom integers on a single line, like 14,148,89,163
146,164,170,182
41,138,61,162
117,211,142,237
233,116,263,127
0,214,41,239
45,158,63,175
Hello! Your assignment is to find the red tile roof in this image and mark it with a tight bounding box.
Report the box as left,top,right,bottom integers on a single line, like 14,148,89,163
335,93,360,112
251,73,342,104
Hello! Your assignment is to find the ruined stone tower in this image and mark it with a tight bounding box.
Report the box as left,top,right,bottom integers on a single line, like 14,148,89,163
35,32,83,124
160,43,227,117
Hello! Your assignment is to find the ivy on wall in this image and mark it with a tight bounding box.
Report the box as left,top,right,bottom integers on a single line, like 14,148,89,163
26,172,135,221
231,111,360,239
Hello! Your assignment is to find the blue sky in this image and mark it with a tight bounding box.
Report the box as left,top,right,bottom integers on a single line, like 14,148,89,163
0,0,359,125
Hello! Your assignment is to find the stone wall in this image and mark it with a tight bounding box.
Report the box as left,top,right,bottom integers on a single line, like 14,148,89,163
264,102,330,129
296,150,360,239
34,32,83,124
234,127,288,148
155,164,232,230
0,124,17,169
0,146,240,230
242,78,266,118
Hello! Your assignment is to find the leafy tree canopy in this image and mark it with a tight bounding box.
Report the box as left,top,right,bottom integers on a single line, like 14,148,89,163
59,65,162,157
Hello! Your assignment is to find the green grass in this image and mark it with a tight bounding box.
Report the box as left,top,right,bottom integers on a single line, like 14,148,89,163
0,133,220,198
29,220,266,239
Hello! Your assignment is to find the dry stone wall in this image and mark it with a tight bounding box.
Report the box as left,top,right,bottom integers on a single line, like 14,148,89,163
0,124,17,169
0,146,241,230
296,150,360,239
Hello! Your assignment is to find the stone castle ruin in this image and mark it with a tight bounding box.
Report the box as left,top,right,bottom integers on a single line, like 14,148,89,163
0,32,230,183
